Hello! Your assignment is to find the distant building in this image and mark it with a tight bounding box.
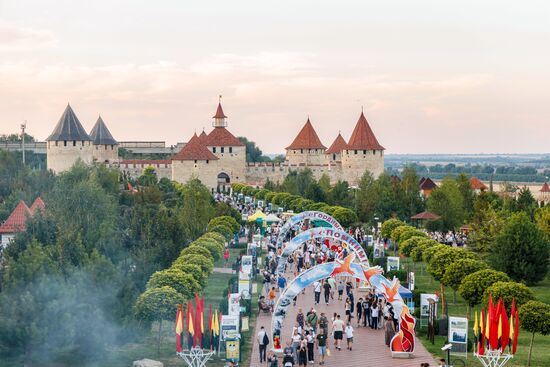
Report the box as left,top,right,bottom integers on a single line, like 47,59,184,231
0,198,44,249
470,177,488,193
46,102,386,190
419,177,437,198
540,181,550,205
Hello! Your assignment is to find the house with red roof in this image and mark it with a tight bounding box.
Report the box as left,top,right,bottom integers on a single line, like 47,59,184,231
470,177,488,193
0,198,45,249
540,181,550,204
419,177,437,198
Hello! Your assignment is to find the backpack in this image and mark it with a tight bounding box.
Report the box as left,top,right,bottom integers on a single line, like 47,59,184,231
263,333,270,345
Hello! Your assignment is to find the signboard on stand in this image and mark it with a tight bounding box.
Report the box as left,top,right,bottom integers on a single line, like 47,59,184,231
220,315,240,341
421,294,438,317
408,272,415,291
387,256,400,272
448,316,468,357
228,293,241,316
238,276,251,299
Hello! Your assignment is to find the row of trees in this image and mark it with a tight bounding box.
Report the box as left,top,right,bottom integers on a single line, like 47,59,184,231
231,182,358,227
384,214,550,363
134,215,238,353
0,161,219,365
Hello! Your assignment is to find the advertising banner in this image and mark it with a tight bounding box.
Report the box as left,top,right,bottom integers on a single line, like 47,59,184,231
448,316,468,344
387,256,400,272
420,294,438,317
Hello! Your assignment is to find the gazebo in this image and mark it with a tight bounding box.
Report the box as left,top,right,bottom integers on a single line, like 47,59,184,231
411,211,441,227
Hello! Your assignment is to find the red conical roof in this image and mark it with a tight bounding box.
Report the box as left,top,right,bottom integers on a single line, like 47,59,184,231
541,181,550,193
198,130,208,143
286,118,326,150
172,133,219,161
347,112,384,151
326,133,348,154
0,201,31,234
29,197,45,214
213,103,227,119
205,127,244,146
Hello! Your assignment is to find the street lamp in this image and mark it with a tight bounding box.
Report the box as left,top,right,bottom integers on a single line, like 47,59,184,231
20,121,27,165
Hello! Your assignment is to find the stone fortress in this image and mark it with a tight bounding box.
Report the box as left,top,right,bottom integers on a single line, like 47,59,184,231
45,102,385,190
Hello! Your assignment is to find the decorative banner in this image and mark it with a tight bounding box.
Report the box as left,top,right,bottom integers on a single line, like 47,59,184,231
276,227,369,275
448,316,468,344
225,338,240,362
271,253,415,354
220,315,239,341
387,256,400,272
420,294,438,317
409,272,415,291
275,211,343,249
228,294,241,316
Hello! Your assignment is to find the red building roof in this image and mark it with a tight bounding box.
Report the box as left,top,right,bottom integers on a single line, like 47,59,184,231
286,118,326,150
541,181,550,193
325,133,348,154
470,177,488,191
411,211,441,220
347,112,384,151
420,177,437,190
213,102,227,119
199,130,208,143
205,127,244,146
29,197,45,215
172,133,219,161
0,201,32,234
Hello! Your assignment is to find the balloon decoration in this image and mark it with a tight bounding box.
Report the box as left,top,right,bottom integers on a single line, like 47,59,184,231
276,227,370,275
271,253,415,354
275,211,343,249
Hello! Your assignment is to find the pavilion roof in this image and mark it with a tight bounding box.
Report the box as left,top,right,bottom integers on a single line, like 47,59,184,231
411,211,441,220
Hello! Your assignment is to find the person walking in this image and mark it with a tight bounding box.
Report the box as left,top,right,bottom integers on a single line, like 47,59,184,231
306,308,318,333
316,328,328,365
327,277,336,300
268,287,277,312
313,281,321,305
268,351,278,367
345,322,354,351
298,344,308,366
323,280,331,305
371,302,379,330
337,281,344,300
306,329,315,364
356,297,363,327
384,316,396,347
332,314,345,351
296,308,305,329
318,312,329,335
258,326,269,363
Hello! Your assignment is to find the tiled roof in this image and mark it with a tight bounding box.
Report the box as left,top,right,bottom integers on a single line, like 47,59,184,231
199,130,208,143
90,116,117,145
420,177,437,190
29,197,45,215
47,104,92,141
470,177,488,190
541,181,550,193
0,201,31,234
325,133,348,154
213,102,227,119
286,118,326,150
205,127,244,147
172,133,219,161
347,112,384,151
411,211,441,220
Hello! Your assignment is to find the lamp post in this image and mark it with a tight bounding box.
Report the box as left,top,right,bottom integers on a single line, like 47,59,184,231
20,121,27,165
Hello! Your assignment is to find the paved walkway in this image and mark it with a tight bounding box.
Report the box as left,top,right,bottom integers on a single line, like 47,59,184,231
250,279,438,367
213,267,234,274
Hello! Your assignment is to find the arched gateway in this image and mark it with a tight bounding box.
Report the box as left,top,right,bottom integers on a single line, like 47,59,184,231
272,254,416,356
276,227,369,275
275,211,343,249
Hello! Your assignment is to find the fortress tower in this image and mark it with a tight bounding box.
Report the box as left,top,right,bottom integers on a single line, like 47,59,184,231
46,104,94,173
325,132,348,164
89,116,119,164
341,111,385,183
285,118,327,165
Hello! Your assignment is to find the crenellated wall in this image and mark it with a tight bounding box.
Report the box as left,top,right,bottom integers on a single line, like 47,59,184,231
46,140,94,173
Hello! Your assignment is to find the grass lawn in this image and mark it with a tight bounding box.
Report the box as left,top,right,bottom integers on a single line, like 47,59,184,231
401,258,550,367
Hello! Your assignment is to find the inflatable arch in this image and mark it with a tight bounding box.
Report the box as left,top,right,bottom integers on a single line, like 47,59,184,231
276,227,369,275
271,254,416,356
275,211,343,249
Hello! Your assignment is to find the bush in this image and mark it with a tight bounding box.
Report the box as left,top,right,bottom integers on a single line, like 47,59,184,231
410,239,439,262
458,269,510,307
198,241,223,261
442,259,488,293
422,244,448,264
134,286,184,322
282,195,301,209
176,254,214,275
180,245,214,261
482,281,535,313
208,216,240,234
231,183,245,193
305,202,327,211
272,192,291,206
265,192,277,203
391,225,415,244
398,228,427,244
254,189,270,200
146,269,200,299
201,231,226,245
428,247,479,281
381,219,406,239
170,263,207,287
399,236,426,257
209,225,233,241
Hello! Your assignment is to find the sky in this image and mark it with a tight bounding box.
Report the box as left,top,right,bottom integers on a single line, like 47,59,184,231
0,0,549,154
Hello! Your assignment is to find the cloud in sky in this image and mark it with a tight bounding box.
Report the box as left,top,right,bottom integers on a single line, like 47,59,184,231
0,24,57,52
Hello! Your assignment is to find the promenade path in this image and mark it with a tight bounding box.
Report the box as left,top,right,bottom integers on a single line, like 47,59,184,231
250,278,438,367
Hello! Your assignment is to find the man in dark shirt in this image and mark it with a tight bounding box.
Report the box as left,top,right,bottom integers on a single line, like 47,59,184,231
322,280,331,305
316,328,328,365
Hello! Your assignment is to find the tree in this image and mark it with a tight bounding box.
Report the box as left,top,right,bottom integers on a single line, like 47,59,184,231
329,180,353,208
209,224,233,240
422,244,448,264
176,178,214,239
426,177,465,231
491,212,550,285
397,228,426,244
318,174,332,198
427,247,479,282
390,225,415,244
238,136,271,162
410,239,438,263
399,165,425,219
180,246,214,261
381,219,406,239
171,263,208,287
134,286,185,355
138,166,159,186
208,216,240,234
468,206,505,256
331,207,358,227
516,186,537,218
442,259,488,304
147,269,200,299
305,182,326,203
214,201,241,223
482,281,535,314
177,254,214,275
456,173,475,219
535,206,550,241
399,236,427,257
519,300,550,366
458,269,510,309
